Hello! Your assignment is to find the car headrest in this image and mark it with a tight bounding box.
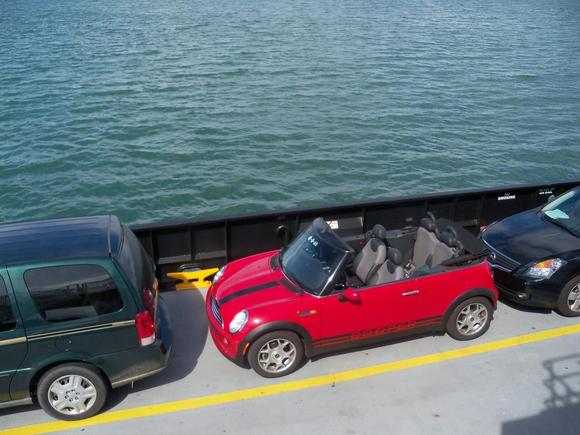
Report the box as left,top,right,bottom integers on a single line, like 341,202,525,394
420,217,437,232
440,231,457,248
387,247,403,265
369,238,385,253
426,211,436,222
372,224,387,240
445,225,458,238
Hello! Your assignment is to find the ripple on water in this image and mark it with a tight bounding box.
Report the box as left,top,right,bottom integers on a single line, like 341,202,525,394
0,0,579,224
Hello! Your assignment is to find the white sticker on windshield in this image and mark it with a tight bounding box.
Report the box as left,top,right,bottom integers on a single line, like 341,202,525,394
545,209,569,220
326,220,339,229
307,235,319,246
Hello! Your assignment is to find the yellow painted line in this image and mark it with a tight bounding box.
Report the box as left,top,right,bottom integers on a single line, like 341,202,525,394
4,323,580,435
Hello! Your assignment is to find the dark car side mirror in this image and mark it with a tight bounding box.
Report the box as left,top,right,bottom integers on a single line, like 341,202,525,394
338,288,361,304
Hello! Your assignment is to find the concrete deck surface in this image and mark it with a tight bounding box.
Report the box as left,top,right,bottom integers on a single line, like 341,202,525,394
1,289,579,434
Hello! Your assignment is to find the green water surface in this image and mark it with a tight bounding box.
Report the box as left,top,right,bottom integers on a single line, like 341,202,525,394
1,0,579,224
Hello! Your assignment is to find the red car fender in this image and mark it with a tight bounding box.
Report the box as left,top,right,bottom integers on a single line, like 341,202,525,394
237,321,315,363
442,287,498,326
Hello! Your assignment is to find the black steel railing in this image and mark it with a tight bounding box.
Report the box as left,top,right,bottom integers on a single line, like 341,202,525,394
132,179,579,285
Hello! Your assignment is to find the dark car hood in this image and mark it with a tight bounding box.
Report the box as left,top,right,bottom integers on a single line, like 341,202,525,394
482,210,579,265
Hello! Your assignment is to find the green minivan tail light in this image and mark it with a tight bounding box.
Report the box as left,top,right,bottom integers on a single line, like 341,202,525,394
135,310,155,347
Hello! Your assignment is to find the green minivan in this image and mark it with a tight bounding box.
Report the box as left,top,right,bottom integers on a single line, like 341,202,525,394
0,215,172,420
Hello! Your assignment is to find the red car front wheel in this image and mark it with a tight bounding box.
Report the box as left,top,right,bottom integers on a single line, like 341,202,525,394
248,331,304,378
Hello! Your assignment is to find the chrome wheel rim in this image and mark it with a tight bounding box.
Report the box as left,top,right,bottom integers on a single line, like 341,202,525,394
48,375,97,416
567,284,580,312
257,338,297,374
456,303,488,336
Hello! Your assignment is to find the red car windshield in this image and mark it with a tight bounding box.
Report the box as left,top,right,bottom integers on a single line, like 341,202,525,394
281,218,351,296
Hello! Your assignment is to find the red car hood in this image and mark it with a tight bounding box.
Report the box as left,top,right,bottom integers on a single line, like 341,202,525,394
211,250,300,312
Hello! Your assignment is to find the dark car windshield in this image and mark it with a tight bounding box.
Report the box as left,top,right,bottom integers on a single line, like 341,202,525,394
541,188,580,237
281,218,351,296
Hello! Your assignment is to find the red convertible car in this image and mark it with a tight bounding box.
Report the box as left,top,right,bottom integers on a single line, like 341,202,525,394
206,216,498,377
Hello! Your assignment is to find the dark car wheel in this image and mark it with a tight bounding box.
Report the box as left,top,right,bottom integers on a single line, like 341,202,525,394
37,363,108,421
446,297,493,341
248,331,304,378
557,276,580,317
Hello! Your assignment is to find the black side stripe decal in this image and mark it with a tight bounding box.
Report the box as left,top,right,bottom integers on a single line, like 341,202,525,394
312,315,443,348
218,281,278,305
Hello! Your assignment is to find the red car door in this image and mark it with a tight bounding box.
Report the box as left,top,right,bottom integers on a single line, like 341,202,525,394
405,269,472,319
316,277,440,351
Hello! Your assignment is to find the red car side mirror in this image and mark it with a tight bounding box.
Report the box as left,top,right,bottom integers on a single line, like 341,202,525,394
339,289,361,304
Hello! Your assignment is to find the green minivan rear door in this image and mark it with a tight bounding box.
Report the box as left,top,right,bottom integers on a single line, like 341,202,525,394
0,269,28,403
7,259,140,399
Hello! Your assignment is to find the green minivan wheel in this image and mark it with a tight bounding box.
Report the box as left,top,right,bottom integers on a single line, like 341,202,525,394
37,363,108,421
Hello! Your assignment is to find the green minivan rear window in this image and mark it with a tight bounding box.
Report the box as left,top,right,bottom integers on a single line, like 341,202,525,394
24,265,123,322
117,225,155,292
0,276,16,332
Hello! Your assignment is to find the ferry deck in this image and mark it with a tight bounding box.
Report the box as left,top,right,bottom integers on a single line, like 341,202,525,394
1,288,579,435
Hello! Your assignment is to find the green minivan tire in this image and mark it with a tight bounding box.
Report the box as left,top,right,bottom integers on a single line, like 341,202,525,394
37,363,108,421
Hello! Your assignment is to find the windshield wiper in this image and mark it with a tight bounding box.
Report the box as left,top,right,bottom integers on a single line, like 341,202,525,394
281,266,303,294
282,266,297,285
279,252,298,285
543,214,580,238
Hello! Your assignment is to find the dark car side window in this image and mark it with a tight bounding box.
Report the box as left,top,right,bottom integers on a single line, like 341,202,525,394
0,277,17,332
24,265,124,323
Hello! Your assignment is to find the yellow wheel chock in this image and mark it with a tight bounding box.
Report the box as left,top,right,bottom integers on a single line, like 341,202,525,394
167,267,219,290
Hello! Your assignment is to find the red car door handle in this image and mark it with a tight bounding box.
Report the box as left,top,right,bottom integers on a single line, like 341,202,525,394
402,290,420,296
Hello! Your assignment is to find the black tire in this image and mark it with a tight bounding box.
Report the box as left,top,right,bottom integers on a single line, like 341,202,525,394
248,331,304,378
446,297,493,341
557,276,580,317
37,363,108,421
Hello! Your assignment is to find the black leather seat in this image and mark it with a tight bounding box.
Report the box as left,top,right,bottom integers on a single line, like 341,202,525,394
368,247,405,286
351,238,387,285
431,226,463,266
411,215,440,267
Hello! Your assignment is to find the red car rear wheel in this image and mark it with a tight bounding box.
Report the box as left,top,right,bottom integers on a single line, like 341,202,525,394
446,297,492,341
